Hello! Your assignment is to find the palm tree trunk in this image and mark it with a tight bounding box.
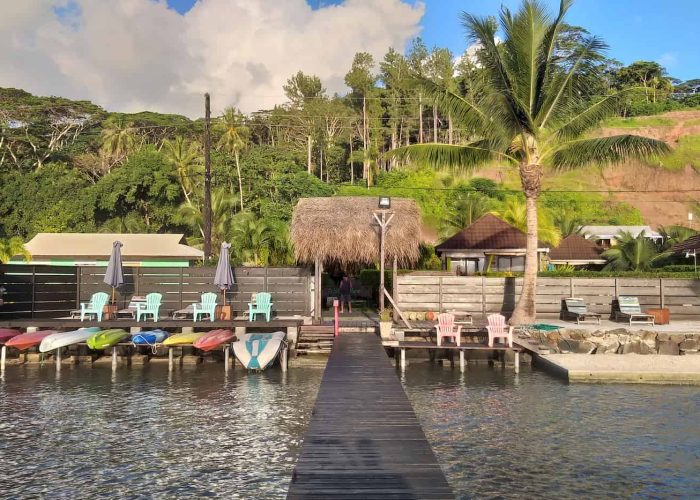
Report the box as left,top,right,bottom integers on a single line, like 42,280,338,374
362,95,369,181
307,135,312,174
235,150,244,210
448,113,453,145
510,162,542,325
349,139,354,184
433,104,438,142
418,93,423,143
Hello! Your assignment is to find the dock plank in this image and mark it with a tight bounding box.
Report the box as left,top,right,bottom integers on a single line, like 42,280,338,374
288,333,454,500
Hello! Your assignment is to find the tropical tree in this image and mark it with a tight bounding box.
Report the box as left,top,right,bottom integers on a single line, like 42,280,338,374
440,192,492,238
163,136,202,205
390,0,668,323
217,108,250,209
495,197,562,247
176,187,238,248
0,237,30,263
554,210,584,238
228,212,293,266
100,118,138,169
602,231,660,271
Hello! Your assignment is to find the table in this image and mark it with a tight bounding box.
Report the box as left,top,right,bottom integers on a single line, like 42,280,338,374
645,308,669,325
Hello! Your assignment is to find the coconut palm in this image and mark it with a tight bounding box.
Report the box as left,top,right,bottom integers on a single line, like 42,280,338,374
176,187,238,248
217,108,250,210
229,213,293,266
390,0,669,323
439,193,492,238
100,118,137,168
554,210,584,238
163,136,203,205
602,231,660,271
495,197,561,247
0,237,31,263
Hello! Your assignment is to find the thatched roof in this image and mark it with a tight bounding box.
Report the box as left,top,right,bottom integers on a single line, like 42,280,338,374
291,197,421,265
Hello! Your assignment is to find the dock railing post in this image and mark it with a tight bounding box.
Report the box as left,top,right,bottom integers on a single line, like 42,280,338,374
459,349,465,373
56,348,61,372
333,299,339,337
224,345,230,372
1,345,6,372
514,350,520,374
168,348,173,371
112,347,118,371
281,342,288,373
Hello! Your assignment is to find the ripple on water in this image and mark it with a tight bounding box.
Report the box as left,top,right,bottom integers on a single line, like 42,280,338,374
0,364,322,499
403,364,700,500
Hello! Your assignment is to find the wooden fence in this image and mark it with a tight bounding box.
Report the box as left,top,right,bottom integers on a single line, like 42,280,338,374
396,274,700,320
0,265,312,319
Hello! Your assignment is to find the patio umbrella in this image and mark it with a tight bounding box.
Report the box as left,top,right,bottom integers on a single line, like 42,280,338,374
214,242,235,304
103,240,124,305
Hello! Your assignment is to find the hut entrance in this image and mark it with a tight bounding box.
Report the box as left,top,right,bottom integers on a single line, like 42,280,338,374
291,197,421,321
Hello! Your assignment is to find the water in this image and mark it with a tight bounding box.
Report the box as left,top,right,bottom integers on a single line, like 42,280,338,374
403,364,700,499
0,364,322,499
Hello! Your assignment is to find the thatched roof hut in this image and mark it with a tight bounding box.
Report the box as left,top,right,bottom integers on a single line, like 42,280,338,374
291,197,421,266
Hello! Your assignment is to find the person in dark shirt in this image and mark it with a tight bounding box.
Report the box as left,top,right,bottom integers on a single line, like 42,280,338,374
339,275,352,313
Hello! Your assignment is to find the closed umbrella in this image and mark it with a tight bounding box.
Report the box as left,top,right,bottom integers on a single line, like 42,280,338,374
214,242,235,305
104,241,124,305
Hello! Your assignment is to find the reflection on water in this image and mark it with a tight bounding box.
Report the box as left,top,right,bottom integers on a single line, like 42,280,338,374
0,364,322,499
403,364,700,499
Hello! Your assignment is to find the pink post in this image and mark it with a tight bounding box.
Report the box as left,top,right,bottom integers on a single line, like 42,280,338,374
333,299,340,337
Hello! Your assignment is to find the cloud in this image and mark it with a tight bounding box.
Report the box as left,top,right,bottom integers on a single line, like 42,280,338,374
657,52,678,69
0,0,424,117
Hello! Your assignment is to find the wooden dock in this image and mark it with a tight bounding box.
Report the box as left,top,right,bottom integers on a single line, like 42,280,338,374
288,333,453,499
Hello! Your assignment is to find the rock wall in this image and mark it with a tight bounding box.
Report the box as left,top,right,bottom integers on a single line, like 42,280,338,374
532,329,700,356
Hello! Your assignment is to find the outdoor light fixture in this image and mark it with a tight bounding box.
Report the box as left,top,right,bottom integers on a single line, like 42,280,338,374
378,196,391,209
686,249,697,275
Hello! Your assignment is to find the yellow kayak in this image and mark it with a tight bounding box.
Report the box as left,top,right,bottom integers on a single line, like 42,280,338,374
163,331,206,346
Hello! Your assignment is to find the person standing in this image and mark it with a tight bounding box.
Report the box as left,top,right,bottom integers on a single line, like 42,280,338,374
339,275,353,314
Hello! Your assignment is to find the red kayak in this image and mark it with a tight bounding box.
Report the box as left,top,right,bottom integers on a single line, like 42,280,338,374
6,330,57,351
0,329,21,344
193,329,236,352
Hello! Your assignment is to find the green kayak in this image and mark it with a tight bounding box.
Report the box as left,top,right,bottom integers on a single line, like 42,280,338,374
86,329,130,350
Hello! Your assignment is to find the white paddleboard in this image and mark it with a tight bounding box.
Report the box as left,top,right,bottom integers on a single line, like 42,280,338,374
39,327,101,353
232,331,286,370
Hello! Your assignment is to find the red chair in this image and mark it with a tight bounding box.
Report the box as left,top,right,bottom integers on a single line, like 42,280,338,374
486,313,513,347
435,313,461,346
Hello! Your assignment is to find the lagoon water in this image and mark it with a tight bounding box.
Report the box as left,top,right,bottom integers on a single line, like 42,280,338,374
0,364,322,499
403,364,700,499
1,361,699,499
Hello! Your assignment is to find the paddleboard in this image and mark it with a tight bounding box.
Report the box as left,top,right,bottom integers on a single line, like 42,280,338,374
232,331,285,370
0,329,21,343
39,327,101,353
5,330,56,351
193,329,235,352
86,329,130,350
162,331,206,346
132,329,168,345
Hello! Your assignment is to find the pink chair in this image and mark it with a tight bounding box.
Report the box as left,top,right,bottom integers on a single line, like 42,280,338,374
435,313,461,346
486,314,513,347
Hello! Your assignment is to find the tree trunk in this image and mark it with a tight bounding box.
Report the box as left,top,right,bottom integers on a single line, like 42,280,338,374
319,147,323,181
362,95,369,181
307,135,312,174
235,150,244,210
510,162,542,325
448,113,453,145
418,94,423,144
433,104,438,143
349,139,354,184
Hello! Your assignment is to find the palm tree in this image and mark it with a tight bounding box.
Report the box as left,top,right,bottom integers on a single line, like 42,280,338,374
439,193,492,238
554,210,584,238
495,197,561,247
100,118,137,169
217,108,250,210
602,231,660,271
390,0,668,323
229,213,293,266
163,137,203,205
0,237,31,263
176,188,238,248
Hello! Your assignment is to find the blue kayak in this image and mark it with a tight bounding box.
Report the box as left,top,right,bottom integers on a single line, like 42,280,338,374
132,329,168,345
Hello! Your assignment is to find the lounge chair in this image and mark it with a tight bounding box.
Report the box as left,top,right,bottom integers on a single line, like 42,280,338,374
136,292,162,322
80,292,110,321
435,313,461,346
248,292,273,321
445,309,473,325
486,313,513,347
193,292,218,322
612,296,655,326
561,298,601,325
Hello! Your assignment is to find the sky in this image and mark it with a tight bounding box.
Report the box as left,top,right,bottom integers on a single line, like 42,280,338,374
2,0,698,118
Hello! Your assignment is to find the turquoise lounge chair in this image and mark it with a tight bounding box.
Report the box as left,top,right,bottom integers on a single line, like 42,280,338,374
80,292,110,321
136,293,162,322
193,292,218,322
248,292,272,322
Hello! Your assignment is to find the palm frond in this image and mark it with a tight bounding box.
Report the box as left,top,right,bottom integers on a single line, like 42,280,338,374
550,135,670,169
548,90,628,140
388,142,514,172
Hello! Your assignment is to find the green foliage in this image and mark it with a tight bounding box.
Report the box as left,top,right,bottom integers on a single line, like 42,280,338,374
604,116,674,128
417,244,443,270
659,135,700,170
0,237,30,263
228,212,293,266
601,231,661,271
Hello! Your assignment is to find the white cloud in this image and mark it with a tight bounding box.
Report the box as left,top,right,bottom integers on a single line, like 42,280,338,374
0,0,424,117
657,52,678,69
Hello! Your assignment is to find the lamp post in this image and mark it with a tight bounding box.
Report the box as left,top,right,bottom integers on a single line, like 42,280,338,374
686,250,697,275
373,197,394,312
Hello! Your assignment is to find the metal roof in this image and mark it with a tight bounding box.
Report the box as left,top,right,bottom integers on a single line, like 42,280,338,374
580,225,662,239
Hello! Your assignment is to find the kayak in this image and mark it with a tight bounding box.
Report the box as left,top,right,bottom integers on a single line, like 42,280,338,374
132,329,168,345
193,329,235,352
162,331,206,346
232,331,286,370
0,329,21,343
5,330,56,351
39,327,101,353
86,329,130,350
